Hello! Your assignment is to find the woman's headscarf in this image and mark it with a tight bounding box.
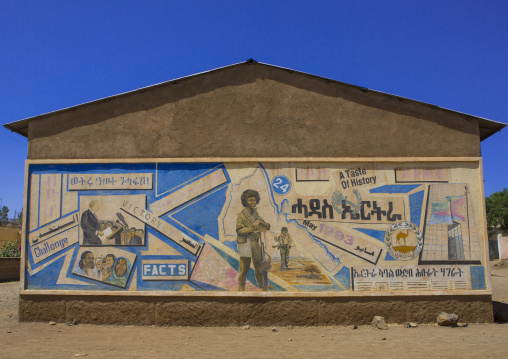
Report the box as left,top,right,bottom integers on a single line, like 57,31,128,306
105,257,131,288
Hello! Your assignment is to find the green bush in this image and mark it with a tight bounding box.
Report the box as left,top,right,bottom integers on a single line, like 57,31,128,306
0,240,21,257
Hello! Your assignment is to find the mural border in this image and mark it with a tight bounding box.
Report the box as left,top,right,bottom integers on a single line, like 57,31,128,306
20,157,491,297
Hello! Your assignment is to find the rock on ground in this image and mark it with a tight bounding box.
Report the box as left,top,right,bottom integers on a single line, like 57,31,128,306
371,316,388,330
436,312,458,326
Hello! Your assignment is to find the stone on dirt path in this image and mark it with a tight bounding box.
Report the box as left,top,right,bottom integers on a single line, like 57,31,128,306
437,312,459,326
404,322,418,328
371,316,388,330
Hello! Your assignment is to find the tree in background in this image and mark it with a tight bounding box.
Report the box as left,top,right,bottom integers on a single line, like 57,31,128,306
486,188,508,234
10,209,23,226
0,206,9,225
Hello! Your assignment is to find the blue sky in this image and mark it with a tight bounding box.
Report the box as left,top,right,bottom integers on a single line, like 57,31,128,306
0,1,506,215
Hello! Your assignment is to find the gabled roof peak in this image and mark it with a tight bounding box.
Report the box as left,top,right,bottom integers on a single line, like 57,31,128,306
4,60,505,140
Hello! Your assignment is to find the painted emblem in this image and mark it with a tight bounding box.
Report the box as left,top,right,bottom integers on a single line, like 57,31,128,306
385,221,423,260
271,175,291,195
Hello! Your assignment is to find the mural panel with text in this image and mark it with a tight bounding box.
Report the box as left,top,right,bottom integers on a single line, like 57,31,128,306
24,162,487,293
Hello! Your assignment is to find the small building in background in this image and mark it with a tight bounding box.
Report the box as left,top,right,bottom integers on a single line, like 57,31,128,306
489,229,508,260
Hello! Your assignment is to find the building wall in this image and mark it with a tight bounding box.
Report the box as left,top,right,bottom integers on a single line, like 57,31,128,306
0,258,20,282
20,159,493,324
19,64,492,325
27,64,481,159
498,235,508,260
19,293,492,326
488,228,507,259
0,226,21,248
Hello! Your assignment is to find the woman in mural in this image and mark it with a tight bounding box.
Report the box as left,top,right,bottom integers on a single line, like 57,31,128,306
106,257,131,287
236,189,271,291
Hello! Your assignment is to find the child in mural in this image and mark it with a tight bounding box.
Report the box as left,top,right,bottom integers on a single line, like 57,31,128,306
236,189,271,291
95,256,113,282
101,254,116,281
274,227,293,270
99,258,108,281
105,257,131,287
96,258,103,275
81,199,104,246
74,251,100,280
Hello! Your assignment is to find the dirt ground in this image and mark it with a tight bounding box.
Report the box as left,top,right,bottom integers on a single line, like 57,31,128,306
1,262,508,358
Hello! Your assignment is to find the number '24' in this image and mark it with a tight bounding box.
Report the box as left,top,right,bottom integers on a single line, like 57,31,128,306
273,177,290,193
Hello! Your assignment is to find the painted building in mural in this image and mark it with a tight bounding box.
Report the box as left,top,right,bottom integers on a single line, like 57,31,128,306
4,61,506,324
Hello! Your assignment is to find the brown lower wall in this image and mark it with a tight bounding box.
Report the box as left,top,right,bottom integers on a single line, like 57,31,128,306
0,258,20,282
19,294,493,326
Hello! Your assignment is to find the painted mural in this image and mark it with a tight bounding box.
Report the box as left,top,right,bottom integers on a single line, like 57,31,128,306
24,162,488,293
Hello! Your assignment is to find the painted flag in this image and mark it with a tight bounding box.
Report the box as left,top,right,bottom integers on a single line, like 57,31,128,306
446,195,466,222
429,201,453,224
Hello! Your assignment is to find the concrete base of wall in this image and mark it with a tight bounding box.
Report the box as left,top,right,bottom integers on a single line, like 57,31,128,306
19,294,494,326
0,258,20,282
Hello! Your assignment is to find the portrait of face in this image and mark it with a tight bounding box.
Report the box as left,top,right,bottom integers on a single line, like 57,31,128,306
85,253,95,269
102,264,111,276
96,259,103,271
135,230,143,237
247,196,257,210
90,201,100,213
115,258,128,277
100,223,106,231
105,256,115,269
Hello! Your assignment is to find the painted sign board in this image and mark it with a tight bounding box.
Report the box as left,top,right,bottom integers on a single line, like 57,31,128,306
22,160,488,294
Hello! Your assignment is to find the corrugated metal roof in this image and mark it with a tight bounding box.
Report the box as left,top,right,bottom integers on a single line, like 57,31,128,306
3,60,506,140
